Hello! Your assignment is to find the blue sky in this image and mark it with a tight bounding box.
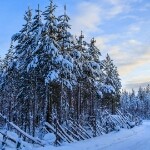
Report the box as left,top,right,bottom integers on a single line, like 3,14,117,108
0,0,150,91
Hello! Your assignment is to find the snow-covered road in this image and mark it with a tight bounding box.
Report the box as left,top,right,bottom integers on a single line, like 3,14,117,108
35,120,150,150
99,121,150,150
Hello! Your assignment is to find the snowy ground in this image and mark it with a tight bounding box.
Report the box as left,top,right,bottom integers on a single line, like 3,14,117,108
35,120,150,150
1,120,150,150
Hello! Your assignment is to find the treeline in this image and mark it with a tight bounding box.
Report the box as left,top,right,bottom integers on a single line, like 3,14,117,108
0,1,121,136
121,84,150,119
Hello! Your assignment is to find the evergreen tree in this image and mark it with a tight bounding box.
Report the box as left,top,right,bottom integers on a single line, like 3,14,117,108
102,54,121,114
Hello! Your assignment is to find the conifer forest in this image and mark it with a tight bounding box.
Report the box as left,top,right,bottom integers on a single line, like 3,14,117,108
0,0,149,149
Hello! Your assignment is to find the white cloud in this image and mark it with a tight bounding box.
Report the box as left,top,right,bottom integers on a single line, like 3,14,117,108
128,25,141,33
70,0,131,36
104,0,131,18
70,2,102,36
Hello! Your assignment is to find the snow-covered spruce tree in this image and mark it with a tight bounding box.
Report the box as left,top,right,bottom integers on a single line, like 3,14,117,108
1,42,14,121
120,90,130,113
102,54,121,114
26,4,43,136
41,0,72,123
13,7,33,70
74,37,103,136
137,87,145,117
125,89,143,120
128,90,137,115
57,5,75,124
11,7,34,133
0,41,25,133
143,85,150,118
87,38,104,116
71,31,86,121
79,37,102,120
0,57,5,115
137,85,150,119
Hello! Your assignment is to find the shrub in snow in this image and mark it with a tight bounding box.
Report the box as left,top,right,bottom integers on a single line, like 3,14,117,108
7,131,19,141
114,125,120,131
44,133,56,144
128,121,135,128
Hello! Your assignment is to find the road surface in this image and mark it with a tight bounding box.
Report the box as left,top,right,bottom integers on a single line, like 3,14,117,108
36,120,150,150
